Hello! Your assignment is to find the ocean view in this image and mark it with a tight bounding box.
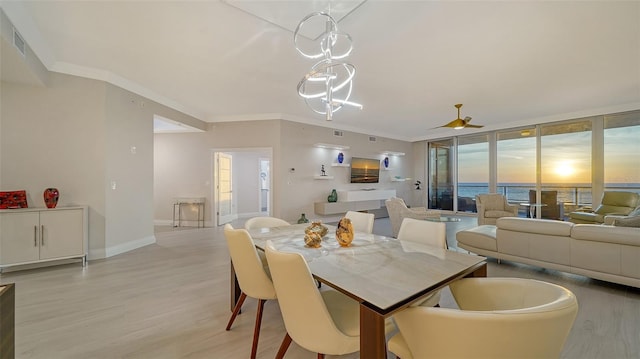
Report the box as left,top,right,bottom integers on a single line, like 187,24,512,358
457,183,640,205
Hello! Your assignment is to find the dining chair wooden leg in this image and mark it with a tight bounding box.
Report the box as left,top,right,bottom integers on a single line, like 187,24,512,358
275,333,292,359
250,299,267,359
226,292,247,330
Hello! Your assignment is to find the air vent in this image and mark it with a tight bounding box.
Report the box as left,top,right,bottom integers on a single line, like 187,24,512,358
333,130,344,137
369,136,377,142
12,28,26,57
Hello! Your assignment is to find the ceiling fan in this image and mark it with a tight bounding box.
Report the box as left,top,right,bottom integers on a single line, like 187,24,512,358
440,104,484,130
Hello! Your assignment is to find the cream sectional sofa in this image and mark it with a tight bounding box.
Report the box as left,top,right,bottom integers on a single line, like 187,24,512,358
456,217,640,288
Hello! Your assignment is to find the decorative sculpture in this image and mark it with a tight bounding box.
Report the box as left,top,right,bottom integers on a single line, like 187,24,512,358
304,221,328,248
336,217,354,247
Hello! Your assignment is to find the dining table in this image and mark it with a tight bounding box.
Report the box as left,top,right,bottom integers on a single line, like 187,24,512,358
231,223,487,359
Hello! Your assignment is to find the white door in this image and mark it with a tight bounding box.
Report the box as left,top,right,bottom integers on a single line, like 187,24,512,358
217,152,235,225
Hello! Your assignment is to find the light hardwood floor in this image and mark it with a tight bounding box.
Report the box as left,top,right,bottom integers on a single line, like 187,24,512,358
1,217,639,358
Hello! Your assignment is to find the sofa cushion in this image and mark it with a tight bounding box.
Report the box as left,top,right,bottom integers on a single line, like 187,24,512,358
614,216,640,228
456,225,497,251
571,224,640,246
569,211,605,223
496,217,573,236
595,204,635,216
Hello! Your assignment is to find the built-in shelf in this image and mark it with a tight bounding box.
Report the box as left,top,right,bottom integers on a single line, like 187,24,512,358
314,143,350,150
314,175,334,180
380,150,405,156
331,163,349,167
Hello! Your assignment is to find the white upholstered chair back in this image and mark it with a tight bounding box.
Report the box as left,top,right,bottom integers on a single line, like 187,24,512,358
224,224,275,299
264,240,360,357
345,210,375,234
244,216,290,230
397,218,447,249
388,277,578,359
396,218,447,307
223,224,277,358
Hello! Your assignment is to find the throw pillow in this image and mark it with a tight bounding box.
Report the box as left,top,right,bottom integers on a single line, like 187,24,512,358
614,216,640,228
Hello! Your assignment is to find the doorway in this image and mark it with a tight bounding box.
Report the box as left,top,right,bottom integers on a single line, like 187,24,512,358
212,148,273,226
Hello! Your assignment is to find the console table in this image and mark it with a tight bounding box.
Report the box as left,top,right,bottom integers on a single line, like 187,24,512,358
172,197,205,228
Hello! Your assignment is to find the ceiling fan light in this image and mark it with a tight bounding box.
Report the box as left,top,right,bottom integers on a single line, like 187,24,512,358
454,126,464,130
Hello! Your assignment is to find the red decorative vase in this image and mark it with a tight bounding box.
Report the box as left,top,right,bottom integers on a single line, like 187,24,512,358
43,188,59,208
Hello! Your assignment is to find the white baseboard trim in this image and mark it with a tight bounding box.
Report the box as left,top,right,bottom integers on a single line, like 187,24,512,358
105,235,156,258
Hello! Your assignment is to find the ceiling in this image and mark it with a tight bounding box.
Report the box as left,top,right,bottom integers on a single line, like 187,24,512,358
2,1,639,141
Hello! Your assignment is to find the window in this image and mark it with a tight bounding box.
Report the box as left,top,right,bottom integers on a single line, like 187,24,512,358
497,128,536,204
540,120,592,205
457,135,488,213
604,112,640,194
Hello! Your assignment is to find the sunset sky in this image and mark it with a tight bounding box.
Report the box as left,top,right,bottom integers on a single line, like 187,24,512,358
457,126,640,184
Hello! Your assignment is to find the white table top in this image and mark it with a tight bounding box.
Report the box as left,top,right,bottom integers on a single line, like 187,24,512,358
248,223,485,312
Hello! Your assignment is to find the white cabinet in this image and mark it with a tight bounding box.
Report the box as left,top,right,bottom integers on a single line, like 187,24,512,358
0,207,87,271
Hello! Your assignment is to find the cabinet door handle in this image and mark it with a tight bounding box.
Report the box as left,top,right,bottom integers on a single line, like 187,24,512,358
41,225,44,246
34,226,38,246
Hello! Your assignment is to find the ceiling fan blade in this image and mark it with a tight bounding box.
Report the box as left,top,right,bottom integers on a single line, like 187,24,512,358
441,119,465,128
432,104,485,130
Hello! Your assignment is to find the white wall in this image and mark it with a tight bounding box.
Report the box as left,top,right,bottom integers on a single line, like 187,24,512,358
1,70,204,259
153,120,282,225
1,73,108,257
153,120,415,225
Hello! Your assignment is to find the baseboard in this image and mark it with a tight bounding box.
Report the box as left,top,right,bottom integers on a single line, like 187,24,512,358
105,235,156,258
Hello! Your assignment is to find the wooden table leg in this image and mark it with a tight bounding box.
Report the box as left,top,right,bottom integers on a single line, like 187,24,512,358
360,304,386,359
466,262,487,278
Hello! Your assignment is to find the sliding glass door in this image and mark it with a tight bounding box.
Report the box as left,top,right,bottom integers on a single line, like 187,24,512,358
428,139,454,210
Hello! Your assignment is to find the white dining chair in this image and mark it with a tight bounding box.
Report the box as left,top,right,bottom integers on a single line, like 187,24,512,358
264,240,361,358
224,224,277,359
244,216,290,267
244,216,290,230
396,217,447,249
397,218,447,307
345,210,375,234
388,278,578,359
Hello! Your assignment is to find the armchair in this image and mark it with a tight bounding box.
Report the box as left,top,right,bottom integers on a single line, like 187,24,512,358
475,193,519,225
569,191,640,224
385,197,440,238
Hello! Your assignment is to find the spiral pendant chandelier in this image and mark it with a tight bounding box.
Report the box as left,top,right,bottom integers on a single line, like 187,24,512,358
294,12,362,121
